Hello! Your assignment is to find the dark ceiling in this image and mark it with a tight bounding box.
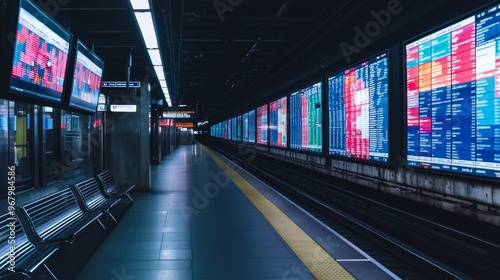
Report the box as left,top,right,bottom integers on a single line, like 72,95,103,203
51,0,496,123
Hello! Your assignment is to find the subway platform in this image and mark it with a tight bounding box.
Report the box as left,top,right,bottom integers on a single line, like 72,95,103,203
76,144,400,280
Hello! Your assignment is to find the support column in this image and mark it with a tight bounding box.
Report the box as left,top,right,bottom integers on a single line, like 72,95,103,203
107,83,150,192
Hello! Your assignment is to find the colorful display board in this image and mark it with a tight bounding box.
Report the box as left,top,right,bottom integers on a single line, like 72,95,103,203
210,123,218,137
243,113,249,142
248,110,256,143
6,0,71,105
406,3,500,178
328,52,389,162
67,40,104,113
269,96,287,147
242,110,256,142
222,120,228,139
231,117,236,140
289,82,322,152
212,121,224,138
256,104,268,144
227,118,232,140
236,115,242,141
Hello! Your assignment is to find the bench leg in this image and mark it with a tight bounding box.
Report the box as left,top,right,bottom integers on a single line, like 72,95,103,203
97,218,106,232
125,193,134,203
43,264,58,280
106,210,117,223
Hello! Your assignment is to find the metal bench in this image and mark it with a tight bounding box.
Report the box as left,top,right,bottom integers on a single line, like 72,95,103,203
96,170,135,203
0,212,59,279
20,188,103,245
71,177,122,227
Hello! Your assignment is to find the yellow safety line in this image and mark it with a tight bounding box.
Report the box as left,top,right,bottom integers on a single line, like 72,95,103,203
199,144,355,280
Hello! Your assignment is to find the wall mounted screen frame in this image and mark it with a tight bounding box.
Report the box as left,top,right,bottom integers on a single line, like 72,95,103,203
269,96,287,148
243,113,249,142
256,104,268,144
328,52,390,163
248,110,256,143
1,0,72,107
65,39,104,114
231,117,237,140
289,81,323,152
222,120,228,139
405,3,500,178
236,115,242,141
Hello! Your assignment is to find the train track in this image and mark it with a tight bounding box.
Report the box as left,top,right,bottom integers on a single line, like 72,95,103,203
205,141,500,280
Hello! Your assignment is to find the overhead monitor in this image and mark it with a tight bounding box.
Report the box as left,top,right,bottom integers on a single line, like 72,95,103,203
1,0,71,107
175,121,196,128
269,96,287,148
328,52,389,162
257,104,268,144
289,82,322,152
66,39,104,114
162,108,197,119
406,3,500,178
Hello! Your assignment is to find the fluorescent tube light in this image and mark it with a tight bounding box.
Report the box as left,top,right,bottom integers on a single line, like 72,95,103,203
148,49,162,65
134,12,158,49
154,65,165,80
130,0,150,10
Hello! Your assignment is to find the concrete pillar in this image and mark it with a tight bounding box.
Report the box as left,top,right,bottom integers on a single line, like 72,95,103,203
107,83,150,192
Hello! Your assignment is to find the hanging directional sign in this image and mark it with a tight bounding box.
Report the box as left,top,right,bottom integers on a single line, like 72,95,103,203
102,81,141,88
110,104,137,112
162,108,197,119
175,121,196,128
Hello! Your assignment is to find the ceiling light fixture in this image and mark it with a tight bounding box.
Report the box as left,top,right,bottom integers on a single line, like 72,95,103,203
133,12,158,49
129,0,171,107
154,66,165,80
130,0,150,10
148,49,162,66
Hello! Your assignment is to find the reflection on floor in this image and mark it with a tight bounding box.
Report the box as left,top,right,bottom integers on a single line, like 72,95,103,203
74,144,312,280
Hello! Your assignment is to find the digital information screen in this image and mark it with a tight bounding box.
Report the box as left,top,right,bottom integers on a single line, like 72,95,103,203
248,110,256,143
243,113,249,142
215,122,223,138
217,122,223,138
217,122,222,138
269,96,287,147
162,109,197,119
210,123,217,137
289,82,322,152
328,52,389,162
257,104,268,144
231,117,237,140
9,0,70,104
236,115,242,141
406,4,500,178
222,120,228,139
68,40,104,113
228,118,233,140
